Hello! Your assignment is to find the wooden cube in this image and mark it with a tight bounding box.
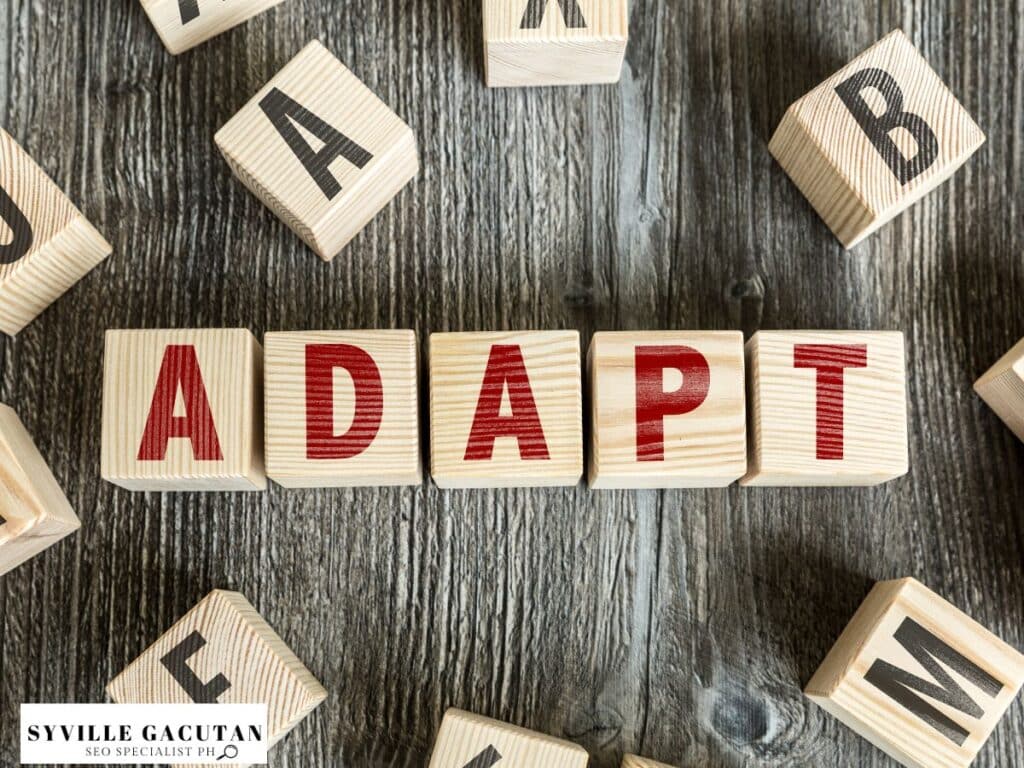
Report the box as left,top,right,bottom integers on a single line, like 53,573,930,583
588,331,746,488
769,29,984,248
139,0,287,55
806,578,1024,768
974,337,1024,442
107,589,327,766
429,331,583,488
0,405,80,576
741,331,908,487
484,0,629,87
622,756,677,768
101,329,266,491
215,40,419,261
264,330,421,487
428,709,589,767
0,129,111,336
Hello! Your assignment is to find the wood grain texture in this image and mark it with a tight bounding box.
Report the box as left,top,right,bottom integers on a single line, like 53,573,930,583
622,756,677,768
0,129,111,336
138,0,288,55
106,589,327,767
0,1,1023,767
427,709,589,767
215,40,419,261
483,0,629,87
101,329,266,491
768,29,986,248
973,337,1024,442
805,578,1024,768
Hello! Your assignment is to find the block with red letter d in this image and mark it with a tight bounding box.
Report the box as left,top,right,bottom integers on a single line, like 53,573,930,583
741,331,908,486
263,330,421,487
588,331,747,488
101,329,266,491
429,331,583,488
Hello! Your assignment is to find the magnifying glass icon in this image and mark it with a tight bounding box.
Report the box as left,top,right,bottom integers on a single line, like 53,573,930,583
216,744,239,761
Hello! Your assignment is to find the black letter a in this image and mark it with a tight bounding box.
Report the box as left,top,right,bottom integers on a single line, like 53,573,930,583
0,185,33,266
260,88,374,201
520,0,586,29
864,617,1004,745
160,630,232,703
835,68,939,186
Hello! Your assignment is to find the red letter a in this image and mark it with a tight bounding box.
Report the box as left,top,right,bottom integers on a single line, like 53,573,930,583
635,345,711,461
794,344,868,460
464,344,550,461
137,345,224,461
305,344,384,460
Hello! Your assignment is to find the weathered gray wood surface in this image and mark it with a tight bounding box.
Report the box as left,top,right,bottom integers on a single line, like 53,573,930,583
1,1,1023,766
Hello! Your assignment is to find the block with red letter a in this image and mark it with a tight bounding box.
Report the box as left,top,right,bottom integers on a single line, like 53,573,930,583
741,331,908,486
101,329,266,491
429,331,583,488
264,330,421,487
588,331,746,488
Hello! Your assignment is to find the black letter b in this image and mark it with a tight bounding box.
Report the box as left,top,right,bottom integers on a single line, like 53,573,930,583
835,68,939,186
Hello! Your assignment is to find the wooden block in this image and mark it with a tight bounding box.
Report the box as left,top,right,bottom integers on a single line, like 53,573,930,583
107,590,327,767
973,337,1024,442
101,329,266,491
806,578,1024,768
0,405,80,576
769,29,984,248
622,756,677,768
429,331,583,488
264,330,421,487
139,0,287,55
0,129,111,336
484,0,629,87
741,331,908,487
215,40,419,261
428,709,589,767
588,331,746,488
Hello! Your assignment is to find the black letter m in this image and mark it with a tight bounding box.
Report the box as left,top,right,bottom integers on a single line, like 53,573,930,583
260,88,374,201
864,617,1004,745
520,0,586,29
835,68,939,186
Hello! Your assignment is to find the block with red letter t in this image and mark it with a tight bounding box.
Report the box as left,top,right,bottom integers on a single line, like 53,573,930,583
139,0,287,55
264,330,421,487
806,578,1024,768
429,331,583,488
741,331,908,486
101,329,266,491
769,29,984,248
215,40,419,261
107,589,327,766
588,331,747,488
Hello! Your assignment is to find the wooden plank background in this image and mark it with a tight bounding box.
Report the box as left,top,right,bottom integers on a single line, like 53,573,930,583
1,1,1022,766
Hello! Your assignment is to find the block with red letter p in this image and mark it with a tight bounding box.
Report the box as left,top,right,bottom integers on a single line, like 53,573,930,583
588,331,747,488
101,329,266,492
429,331,583,488
741,331,908,486
264,330,421,487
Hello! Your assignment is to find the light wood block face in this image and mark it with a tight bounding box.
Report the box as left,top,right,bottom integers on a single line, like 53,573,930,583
741,331,908,487
622,756,677,768
0,405,80,576
264,330,421,487
107,590,327,767
139,0,287,55
101,329,267,491
0,129,111,337
483,0,629,87
974,337,1024,442
588,331,746,489
428,709,589,768
768,29,985,248
806,578,1024,768
429,331,583,488
215,40,419,262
